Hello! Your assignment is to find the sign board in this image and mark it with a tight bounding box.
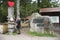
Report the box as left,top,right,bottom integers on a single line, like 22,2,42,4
49,16,59,23
8,1,15,7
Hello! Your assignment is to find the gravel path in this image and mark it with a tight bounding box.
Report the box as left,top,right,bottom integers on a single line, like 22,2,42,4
0,33,59,40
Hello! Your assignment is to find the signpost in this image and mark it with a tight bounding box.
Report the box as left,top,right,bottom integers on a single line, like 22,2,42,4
8,1,15,34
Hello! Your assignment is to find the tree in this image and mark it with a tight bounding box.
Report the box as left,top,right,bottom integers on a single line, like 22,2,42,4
40,0,51,8
37,0,59,8
0,0,8,22
20,0,31,18
20,0,38,18
16,0,20,19
51,1,59,7
37,0,40,8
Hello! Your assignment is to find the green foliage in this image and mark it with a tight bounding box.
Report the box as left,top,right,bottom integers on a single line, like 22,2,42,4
39,0,59,8
40,0,51,8
20,0,38,18
51,1,59,7
0,0,59,22
0,0,8,23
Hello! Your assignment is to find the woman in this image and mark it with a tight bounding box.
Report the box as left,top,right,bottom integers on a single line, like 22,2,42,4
16,18,21,34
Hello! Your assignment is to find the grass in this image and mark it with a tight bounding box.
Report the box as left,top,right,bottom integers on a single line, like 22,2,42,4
28,31,57,37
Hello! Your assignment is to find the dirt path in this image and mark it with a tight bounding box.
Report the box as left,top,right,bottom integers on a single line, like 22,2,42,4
0,33,59,40
0,28,59,40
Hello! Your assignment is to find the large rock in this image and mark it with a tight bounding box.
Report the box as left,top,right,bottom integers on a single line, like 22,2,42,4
30,13,52,33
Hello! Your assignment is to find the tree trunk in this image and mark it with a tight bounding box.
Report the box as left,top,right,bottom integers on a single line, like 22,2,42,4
17,0,20,19
37,0,40,13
